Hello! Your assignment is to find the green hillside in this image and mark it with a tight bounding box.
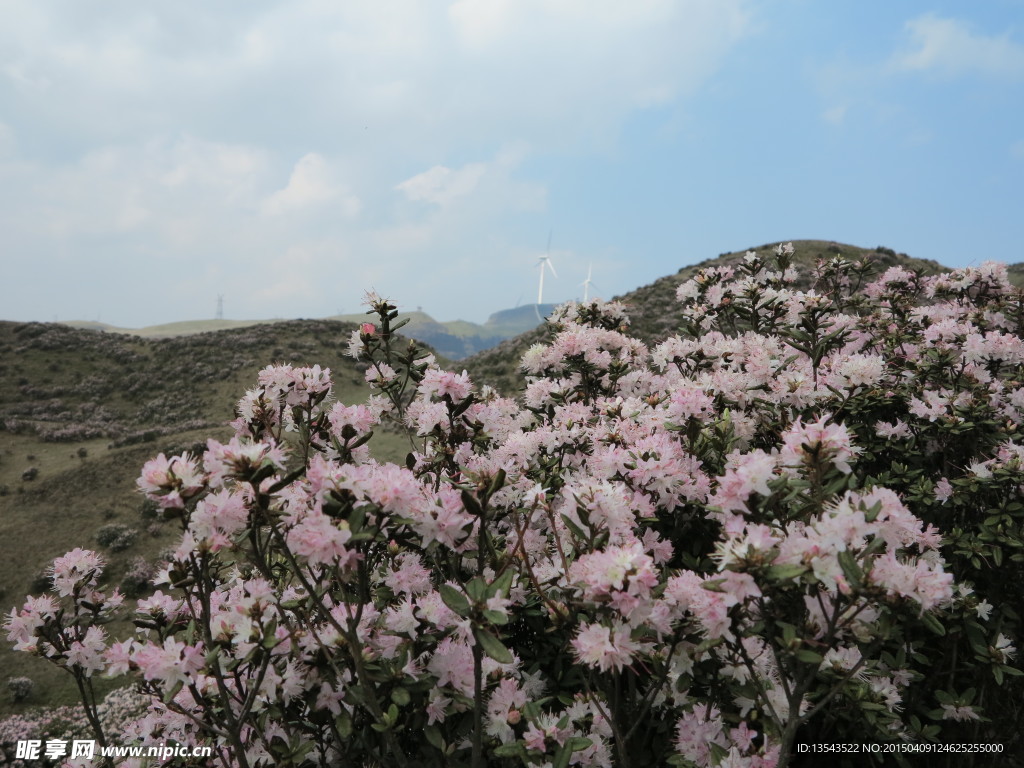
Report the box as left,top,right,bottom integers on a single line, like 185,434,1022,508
462,240,1019,394
0,319,417,714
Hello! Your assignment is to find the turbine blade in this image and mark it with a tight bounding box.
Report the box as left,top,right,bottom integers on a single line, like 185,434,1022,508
547,260,558,279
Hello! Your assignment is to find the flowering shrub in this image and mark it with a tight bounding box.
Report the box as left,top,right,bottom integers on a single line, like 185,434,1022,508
7,676,33,703
119,557,158,599
0,687,148,766
94,525,138,553
6,250,1024,767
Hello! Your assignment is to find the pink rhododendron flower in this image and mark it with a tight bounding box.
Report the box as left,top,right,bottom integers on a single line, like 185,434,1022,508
50,548,104,597
780,416,859,474
287,513,356,569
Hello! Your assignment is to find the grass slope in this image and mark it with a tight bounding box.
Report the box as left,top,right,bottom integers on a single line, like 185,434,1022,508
0,319,417,714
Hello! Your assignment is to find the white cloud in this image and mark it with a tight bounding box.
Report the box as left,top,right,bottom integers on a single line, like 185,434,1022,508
0,1,751,326
396,163,486,206
159,136,268,195
263,153,360,217
441,0,749,150
891,14,1024,79
5,136,271,239
395,147,546,221
0,1,749,156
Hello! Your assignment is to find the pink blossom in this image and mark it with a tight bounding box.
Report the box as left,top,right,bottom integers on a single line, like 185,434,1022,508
868,550,953,610
569,542,658,606
104,639,135,677
383,553,433,596
426,691,451,724
136,590,183,622
137,452,205,507
780,416,860,474
875,419,910,439
50,549,104,597
188,489,249,547
328,401,380,437
203,437,286,487
427,638,476,696
408,488,474,549
287,514,356,569
419,368,473,402
315,682,346,716
908,390,949,422
941,703,981,722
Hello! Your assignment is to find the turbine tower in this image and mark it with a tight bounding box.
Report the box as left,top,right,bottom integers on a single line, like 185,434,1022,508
536,230,557,306
581,264,595,302
216,294,224,320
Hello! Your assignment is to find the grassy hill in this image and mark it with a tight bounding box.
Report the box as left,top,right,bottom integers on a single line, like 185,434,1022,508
462,239,1018,394
0,319,419,714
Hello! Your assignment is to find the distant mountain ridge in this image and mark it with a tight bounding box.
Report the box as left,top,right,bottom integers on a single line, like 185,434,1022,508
60,304,560,361
50,239,1024,379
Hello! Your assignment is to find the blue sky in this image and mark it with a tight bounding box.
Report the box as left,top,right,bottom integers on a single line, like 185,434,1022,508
1,0,1022,327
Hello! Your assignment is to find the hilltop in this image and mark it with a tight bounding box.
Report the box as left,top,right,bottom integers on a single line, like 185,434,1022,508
1,320,377,445
461,239,1021,394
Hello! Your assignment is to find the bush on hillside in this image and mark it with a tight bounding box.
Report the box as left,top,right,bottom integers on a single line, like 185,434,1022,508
94,524,137,553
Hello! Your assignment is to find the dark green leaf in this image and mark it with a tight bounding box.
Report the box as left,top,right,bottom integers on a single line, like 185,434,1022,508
336,710,353,739
461,490,483,516
439,584,470,617
162,680,184,704
267,467,305,494
474,627,513,664
560,514,589,541
493,743,525,758
796,649,824,666
489,567,515,599
391,687,410,707
837,549,863,588
466,576,487,602
488,468,507,497
920,612,946,636
765,564,807,581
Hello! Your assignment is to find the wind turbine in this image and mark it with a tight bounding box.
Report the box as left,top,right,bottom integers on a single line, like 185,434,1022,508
535,231,557,320
581,264,596,302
